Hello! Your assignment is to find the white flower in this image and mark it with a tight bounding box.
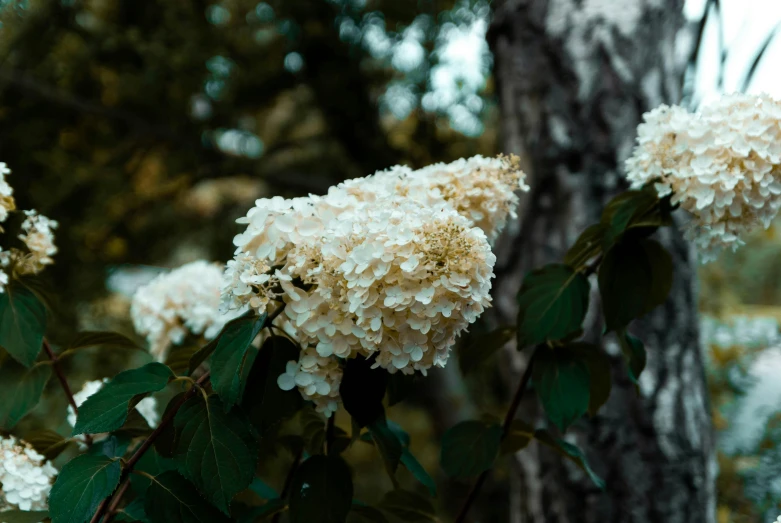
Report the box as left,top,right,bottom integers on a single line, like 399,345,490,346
0,435,57,512
131,260,244,362
16,210,58,274
0,162,15,224
67,379,159,447
626,93,781,262
224,157,506,415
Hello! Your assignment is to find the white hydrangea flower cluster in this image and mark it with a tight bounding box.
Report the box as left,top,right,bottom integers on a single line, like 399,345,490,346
0,435,57,512
625,93,781,262
131,260,243,362
67,379,159,448
337,154,527,241
224,155,524,415
0,163,58,292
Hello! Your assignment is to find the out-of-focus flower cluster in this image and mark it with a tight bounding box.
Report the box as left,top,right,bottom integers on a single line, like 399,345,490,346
130,260,243,362
701,314,781,350
67,379,159,448
0,163,58,291
626,94,781,263
222,155,526,416
0,435,57,512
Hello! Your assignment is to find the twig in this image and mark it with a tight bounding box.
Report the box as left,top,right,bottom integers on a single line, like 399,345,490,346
103,479,131,523
43,338,93,446
272,446,303,523
90,371,211,523
454,349,539,523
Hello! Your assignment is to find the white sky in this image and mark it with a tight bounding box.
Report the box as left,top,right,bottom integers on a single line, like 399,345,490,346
685,0,781,105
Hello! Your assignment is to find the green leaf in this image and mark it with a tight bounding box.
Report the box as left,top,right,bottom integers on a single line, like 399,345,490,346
500,419,534,456
153,392,187,458
289,455,353,523
601,188,665,246
0,510,50,523
129,447,176,496
73,362,173,435
249,478,279,500
188,310,254,374
0,285,47,367
400,450,436,497
618,331,647,384
144,471,231,523
534,430,605,489
0,358,51,429
210,313,266,410
241,335,304,435
67,331,141,352
89,434,131,458
348,505,389,523
49,454,122,523
386,373,415,406
368,418,402,483
440,420,501,478
173,395,259,514
564,224,607,269
458,326,515,375
598,238,673,332
516,264,590,348
300,407,326,456
165,344,200,375
568,343,612,416
115,498,150,523
341,355,388,428
115,407,154,438
23,429,74,460
236,499,287,523
532,346,590,431
378,490,438,523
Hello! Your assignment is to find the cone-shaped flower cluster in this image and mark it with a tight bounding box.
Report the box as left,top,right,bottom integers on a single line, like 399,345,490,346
131,260,242,362
223,155,526,415
626,94,781,262
0,435,57,512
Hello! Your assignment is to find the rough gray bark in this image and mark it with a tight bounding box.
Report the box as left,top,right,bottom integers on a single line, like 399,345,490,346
487,1,716,522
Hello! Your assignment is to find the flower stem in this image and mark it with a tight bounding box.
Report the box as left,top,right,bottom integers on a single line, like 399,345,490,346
89,371,211,523
454,348,538,523
43,338,93,446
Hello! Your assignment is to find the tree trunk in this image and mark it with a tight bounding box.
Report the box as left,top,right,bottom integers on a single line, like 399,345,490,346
487,1,716,522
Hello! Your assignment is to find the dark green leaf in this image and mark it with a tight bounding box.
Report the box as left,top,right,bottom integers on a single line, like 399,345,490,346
532,346,590,431
534,430,605,489
164,344,200,375
0,285,47,367
458,326,515,375
386,373,416,406
0,359,51,429
601,188,662,246
129,447,176,496
0,510,50,523
115,498,150,523
568,343,612,416
618,331,647,384
300,407,326,456
73,362,173,435
188,310,254,375
89,434,131,458
289,455,353,523
49,454,121,523
154,392,186,458
144,471,231,523
341,355,388,428
236,498,286,523
598,238,673,332
500,419,534,456
564,224,606,269
67,331,141,352
210,313,266,410
400,450,436,497
368,418,402,483
440,420,501,478
23,429,73,460
115,407,154,438
378,490,437,523
516,264,590,348
173,395,259,514
242,336,304,435
348,505,389,523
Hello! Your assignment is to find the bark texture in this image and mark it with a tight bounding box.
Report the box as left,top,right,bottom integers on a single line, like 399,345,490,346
487,1,716,522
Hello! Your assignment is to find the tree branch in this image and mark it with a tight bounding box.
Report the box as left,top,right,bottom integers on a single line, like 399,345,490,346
43,338,93,447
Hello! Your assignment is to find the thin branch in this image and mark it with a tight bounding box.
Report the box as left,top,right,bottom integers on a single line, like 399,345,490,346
103,479,131,523
43,338,93,446
90,371,211,523
454,349,539,523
